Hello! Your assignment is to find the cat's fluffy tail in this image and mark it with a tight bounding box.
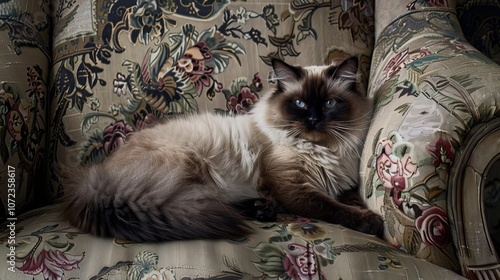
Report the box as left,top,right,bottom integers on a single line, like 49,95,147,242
59,165,252,242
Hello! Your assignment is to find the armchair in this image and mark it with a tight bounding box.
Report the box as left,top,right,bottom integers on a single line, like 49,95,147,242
1,0,498,279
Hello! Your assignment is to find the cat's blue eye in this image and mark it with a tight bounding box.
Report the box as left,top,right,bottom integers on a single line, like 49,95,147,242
294,99,306,109
325,100,337,109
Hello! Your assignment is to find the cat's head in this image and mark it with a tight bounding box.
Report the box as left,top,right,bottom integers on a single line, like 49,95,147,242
256,57,373,150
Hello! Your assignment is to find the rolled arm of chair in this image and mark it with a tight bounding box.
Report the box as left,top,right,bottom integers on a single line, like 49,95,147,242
360,2,500,277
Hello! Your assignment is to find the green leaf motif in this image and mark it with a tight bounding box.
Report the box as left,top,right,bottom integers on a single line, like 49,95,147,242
81,112,118,133
122,60,143,98
269,229,293,243
403,226,422,256
145,43,171,83
77,131,105,165
209,41,245,74
81,114,99,133
127,251,159,280
230,77,249,95
407,54,448,68
178,92,199,113
478,102,498,122
46,240,72,250
371,128,383,154
395,103,411,116
374,76,398,112
392,141,414,158
365,168,375,199
199,26,245,74
251,242,285,278
168,24,196,63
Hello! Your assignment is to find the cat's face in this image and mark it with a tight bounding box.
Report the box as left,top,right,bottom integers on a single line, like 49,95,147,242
263,57,373,148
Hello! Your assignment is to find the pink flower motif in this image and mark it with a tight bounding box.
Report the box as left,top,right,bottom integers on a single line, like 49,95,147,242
375,134,417,205
426,136,455,172
383,49,409,78
376,139,417,190
227,86,259,114
102,120,134,155
252,73,263,91
6,103,28,142
415,205,450,249
175,42,214,95
382,49,431,79
18,249,85,280
450,39,479,53
283,243,320,280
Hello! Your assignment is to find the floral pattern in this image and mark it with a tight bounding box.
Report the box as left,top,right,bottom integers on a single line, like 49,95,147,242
0,0,50,56
373,132,418,196
223,73,262,115
2,0,498,279
250,216,381,280
43,0,376,171
426,136,455,173
0,66,47,220
415,205,450,249
362,3,500,273
3,223,85,280
4,209,464,280
18,249,85,279
102,120,134,156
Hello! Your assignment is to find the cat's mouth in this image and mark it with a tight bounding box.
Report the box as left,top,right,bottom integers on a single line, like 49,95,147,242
295,127,331,145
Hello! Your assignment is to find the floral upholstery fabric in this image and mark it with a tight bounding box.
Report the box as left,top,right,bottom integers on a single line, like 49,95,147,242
2,0,375,222
1,206,466,280
46,0,375,200
0,0,50,221
0,0,499,279
360,0,500,275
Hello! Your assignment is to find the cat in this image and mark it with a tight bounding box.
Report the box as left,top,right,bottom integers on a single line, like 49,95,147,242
60,56,384,242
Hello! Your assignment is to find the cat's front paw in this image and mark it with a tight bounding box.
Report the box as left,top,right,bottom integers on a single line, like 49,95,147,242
353,210,384,238
233,198,280,222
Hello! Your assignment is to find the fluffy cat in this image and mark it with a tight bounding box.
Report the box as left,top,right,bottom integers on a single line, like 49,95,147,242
60,56,384,242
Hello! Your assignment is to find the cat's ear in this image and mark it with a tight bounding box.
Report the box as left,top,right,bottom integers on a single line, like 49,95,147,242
270,58,303,91
327,56,358,85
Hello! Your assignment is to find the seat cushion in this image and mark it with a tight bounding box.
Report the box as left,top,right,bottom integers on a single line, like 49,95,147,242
1,206,465,280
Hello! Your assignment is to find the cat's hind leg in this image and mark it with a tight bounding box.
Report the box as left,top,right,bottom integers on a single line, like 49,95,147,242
60,149,252,242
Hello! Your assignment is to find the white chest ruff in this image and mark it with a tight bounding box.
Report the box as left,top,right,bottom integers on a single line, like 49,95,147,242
293,139,355,197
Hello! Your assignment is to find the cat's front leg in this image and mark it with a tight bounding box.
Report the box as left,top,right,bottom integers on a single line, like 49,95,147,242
257,163,384,237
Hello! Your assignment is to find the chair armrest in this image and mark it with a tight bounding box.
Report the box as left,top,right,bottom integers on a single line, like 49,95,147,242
360,2,500,276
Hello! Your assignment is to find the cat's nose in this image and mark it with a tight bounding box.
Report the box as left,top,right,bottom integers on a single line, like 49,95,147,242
308,117,319,126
